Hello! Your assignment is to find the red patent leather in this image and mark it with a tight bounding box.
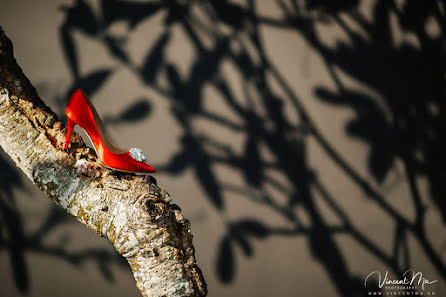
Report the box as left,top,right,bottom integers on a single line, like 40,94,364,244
64,89,156,173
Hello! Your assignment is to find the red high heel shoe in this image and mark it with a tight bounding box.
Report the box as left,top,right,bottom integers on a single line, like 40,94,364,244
64,89,156,173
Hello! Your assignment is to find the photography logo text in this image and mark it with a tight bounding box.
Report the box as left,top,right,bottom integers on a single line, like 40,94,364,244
364,269,438,295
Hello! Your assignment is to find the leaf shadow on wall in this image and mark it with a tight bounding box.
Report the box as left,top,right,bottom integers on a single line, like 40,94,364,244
2,0,445,296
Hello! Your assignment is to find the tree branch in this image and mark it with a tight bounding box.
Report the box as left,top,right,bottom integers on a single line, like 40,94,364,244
0,26,207,297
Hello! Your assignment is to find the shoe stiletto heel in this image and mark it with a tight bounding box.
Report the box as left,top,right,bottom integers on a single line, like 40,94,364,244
64,117,74,150
64,88,156,173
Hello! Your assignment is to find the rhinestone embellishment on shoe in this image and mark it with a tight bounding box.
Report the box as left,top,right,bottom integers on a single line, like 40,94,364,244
129,148,147,162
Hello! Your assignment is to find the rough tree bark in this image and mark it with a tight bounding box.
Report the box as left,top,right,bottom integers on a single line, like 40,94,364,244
0,27,207,297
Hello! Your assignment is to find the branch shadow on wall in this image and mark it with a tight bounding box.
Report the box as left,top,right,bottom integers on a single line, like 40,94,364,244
1,0,445,296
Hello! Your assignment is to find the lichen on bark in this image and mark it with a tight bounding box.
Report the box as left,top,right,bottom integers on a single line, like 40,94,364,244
0,26,207,297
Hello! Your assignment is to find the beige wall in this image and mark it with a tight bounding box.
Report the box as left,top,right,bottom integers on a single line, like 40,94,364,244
1,0,445,296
